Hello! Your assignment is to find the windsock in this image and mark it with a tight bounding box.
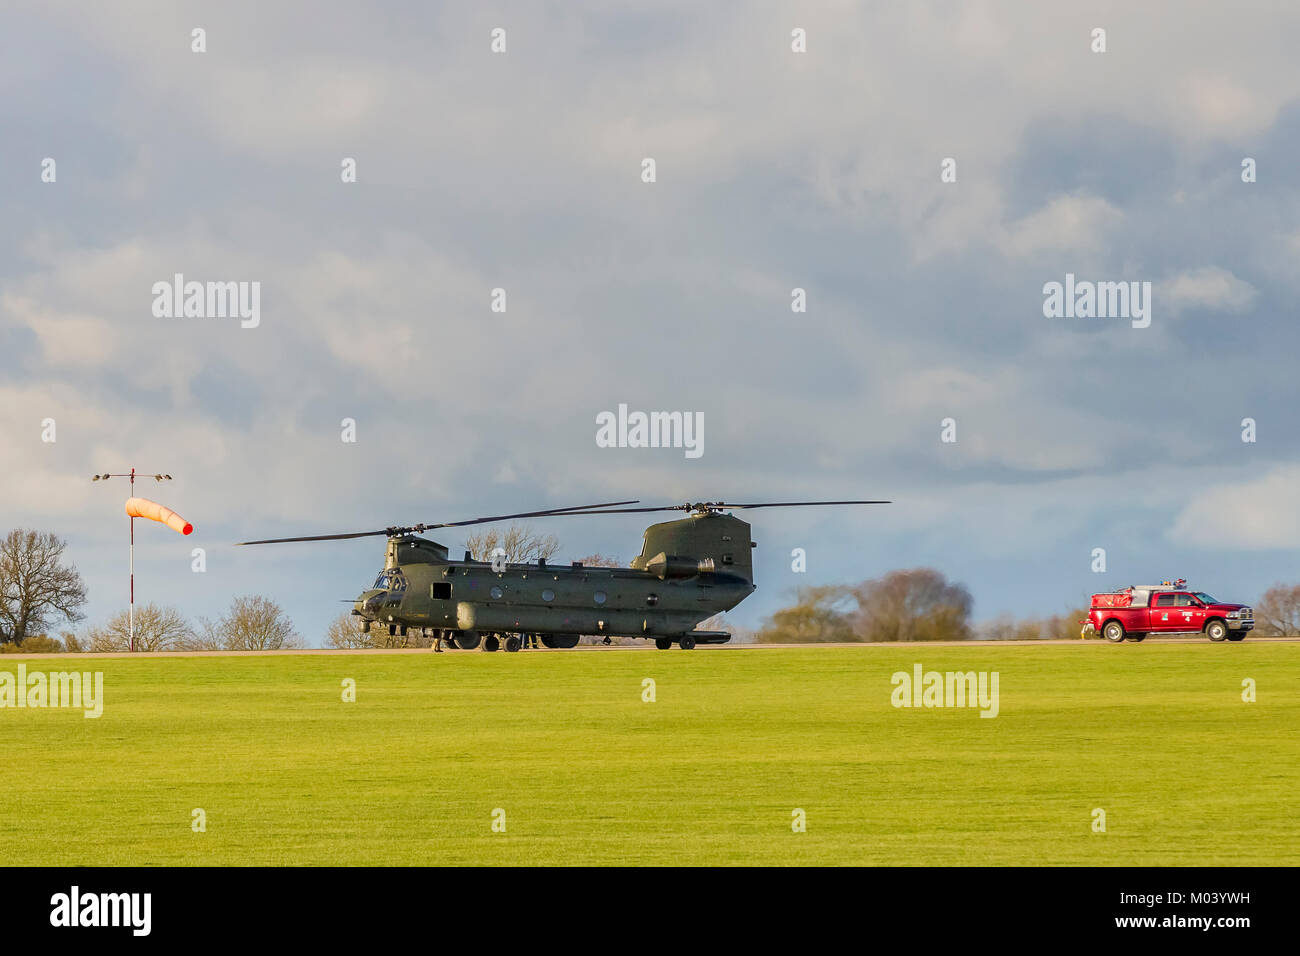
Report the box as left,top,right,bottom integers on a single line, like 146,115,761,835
125,497,193,535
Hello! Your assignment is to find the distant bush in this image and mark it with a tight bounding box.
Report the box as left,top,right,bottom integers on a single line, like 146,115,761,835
1256,582,1300,636
757,569,973,643
0,634,65,653
87,604,191,652
325,612,375,649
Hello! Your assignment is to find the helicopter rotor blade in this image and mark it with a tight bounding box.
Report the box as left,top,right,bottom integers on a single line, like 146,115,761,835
527,506,689,515
237,529,395,545
235,499,888,546
544,499,892,515
235,500,641,546
417,500,642,531
708,500,891,509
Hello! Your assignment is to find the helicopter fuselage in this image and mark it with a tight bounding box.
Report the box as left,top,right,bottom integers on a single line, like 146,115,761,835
353,512,759,649
239,501,885,651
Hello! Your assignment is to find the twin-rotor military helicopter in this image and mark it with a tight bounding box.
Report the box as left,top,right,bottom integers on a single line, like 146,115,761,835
238,498,887,652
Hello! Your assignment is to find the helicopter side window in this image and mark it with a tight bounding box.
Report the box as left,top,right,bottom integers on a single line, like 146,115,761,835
373,572,390,590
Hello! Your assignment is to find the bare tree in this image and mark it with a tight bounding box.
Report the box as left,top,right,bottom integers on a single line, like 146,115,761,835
851,568,973,642
756,569,974,643
87,604,191,652
215,595,304,650
1256,582,1300,636
176,617,228,651
0,529,88,645
465,523,560,565
755,585,856,643
325,611,375,649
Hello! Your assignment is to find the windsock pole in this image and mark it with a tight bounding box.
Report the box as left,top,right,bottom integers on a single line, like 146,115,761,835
129,468,135,652
92,468,185,652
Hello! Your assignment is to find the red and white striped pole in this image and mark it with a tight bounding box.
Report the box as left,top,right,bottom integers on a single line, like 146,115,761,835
129,468,135,652
93,468,181,652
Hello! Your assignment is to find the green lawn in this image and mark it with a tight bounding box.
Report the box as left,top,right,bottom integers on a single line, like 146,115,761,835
1,643,1295,865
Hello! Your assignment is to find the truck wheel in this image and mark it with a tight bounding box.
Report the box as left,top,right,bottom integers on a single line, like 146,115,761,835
1102,621,1126,643
1206,619,1228,642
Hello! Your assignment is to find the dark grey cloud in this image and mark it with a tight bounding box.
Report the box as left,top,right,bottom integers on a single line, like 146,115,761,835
3,1,1299,642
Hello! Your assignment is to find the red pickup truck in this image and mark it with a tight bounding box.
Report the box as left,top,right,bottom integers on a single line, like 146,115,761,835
1083,582,1254,643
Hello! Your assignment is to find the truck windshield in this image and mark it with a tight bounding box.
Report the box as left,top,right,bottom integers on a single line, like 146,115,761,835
1193,592,1217,605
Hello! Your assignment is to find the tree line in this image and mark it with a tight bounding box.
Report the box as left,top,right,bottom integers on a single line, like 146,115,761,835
0,528,300,652
754,568,1300,642
4,526,1300,650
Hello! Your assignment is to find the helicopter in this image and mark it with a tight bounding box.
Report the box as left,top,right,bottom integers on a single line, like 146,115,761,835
237,499,888,652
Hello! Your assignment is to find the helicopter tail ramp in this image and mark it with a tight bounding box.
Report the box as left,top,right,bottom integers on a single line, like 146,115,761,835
684,630,731,644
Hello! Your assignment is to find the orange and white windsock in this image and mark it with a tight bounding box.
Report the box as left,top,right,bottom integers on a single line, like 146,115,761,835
124,497,193,535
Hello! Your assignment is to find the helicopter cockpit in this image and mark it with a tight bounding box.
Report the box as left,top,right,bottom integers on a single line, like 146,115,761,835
372,569,408,592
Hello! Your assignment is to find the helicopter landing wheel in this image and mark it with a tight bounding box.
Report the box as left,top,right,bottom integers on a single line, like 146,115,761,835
454,630,481,650
655,638,672,650
482,634,500,652
540,634,580,649
504,635,522,653
679,636,696,650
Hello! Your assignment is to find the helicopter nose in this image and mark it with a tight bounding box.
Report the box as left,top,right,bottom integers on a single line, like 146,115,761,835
355,590,384,618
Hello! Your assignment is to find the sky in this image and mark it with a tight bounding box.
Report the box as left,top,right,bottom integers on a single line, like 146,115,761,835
2,1,1299,645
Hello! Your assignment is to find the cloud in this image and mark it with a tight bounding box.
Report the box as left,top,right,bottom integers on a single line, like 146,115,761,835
5,1,1300,642
2,295,119,367
1169,465,1300,550
998,194,1125,259
1159,266,1258,316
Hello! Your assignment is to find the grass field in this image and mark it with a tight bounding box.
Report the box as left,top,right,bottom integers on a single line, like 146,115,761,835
1,643,1296,866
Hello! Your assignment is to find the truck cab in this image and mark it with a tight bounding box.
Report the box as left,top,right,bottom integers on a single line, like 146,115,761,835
1083,580,1254,643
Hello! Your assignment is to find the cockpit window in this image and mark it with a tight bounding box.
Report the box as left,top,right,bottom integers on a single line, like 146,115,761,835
373,571,407,592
